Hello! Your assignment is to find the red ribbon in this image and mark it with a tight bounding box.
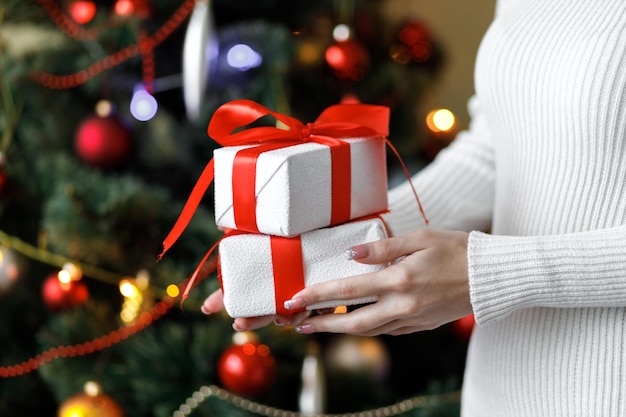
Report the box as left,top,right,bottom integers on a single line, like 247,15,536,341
270,235,306,315
186,230,305,315
229,139,351,233
222,215,389,316
268,212,391,316
159,99,392,260
199,231,306,315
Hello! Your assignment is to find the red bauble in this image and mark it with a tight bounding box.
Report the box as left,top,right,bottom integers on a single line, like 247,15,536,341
0,167,7,197
451,314,475,342
325,39,369,81
67,1,97,24
392,20,433,65
75,116,133,169
42,274,89,312
217,341,276,397
114,0,151,19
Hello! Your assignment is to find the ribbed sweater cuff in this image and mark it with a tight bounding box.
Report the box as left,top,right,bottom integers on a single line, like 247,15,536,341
468,227,626,324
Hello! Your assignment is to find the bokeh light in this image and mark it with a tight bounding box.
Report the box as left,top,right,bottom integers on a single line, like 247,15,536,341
332,24,351,42
325,45,345,69
226,44,262,71
0,247,19,292
166,284,180,298
114,0,134,16
119,279,139,298
95,100,114,118
57,269,72,284
426,108,456,133
130,88,158,122
68,1,97,24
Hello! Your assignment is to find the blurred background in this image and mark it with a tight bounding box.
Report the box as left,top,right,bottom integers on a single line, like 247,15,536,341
0,1,493,416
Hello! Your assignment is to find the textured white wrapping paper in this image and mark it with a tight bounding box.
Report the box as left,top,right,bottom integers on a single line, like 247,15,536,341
213,137,388,237
219,218,388,318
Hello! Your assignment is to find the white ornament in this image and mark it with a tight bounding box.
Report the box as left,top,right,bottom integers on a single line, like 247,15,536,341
182,0,217,120
299,342,326,414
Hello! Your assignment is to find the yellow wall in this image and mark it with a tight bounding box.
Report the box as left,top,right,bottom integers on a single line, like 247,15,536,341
381,0,496,127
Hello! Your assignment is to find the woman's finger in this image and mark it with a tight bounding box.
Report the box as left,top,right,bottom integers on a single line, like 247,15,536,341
347,229,430,265
293,301,397,335
285,268,393,311
201,288,225,315
274,310,311,327
233,315,275,331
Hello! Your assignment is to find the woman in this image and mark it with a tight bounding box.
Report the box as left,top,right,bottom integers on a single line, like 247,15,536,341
204,0,626,415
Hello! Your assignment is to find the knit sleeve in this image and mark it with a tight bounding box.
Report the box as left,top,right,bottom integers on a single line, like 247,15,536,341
468,225,626,324
382,95,496,236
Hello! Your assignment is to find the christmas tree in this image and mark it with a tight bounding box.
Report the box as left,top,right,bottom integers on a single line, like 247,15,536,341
0,1,471,416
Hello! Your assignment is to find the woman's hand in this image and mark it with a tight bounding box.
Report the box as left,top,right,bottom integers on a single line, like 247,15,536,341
280,229,472,336
201,288,310,331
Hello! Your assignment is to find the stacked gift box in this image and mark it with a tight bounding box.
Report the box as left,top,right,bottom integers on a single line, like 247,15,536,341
161,100,395,318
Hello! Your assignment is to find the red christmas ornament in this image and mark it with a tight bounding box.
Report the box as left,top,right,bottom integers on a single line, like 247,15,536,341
218,338,276,397
325,39,369,81
451,314,475,342
0,166,7,197
114,0,151,19
67,1,97,24
392,20,433,65
42,273,89,312
75,116,133,169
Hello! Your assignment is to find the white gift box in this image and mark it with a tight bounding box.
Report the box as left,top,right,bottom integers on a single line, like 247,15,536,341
219,218,388,318
213,137,388,237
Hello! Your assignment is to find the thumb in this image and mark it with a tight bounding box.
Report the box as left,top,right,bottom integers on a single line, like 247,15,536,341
346,230,427,264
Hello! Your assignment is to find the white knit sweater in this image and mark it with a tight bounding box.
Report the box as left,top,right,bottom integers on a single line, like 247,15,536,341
382,0,626,415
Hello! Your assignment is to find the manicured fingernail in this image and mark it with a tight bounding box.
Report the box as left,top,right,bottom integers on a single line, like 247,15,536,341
232,322,243,332
284,297,307,310
295,324,315,334
274,318,287,327
201,305,211,315
345,244,369,260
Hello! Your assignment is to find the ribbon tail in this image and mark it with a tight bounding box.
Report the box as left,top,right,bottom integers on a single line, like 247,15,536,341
384,138,429,226
158,159,215,261
180,237,222,307
316,104,390,137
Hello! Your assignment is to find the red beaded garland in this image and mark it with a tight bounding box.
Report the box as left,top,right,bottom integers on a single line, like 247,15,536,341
0,299,173,378
30,0,195,89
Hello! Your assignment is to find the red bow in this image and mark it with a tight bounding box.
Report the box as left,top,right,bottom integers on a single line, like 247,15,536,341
208,99,390,146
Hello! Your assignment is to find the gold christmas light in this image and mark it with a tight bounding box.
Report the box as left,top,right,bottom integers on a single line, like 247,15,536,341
426,108,456,133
